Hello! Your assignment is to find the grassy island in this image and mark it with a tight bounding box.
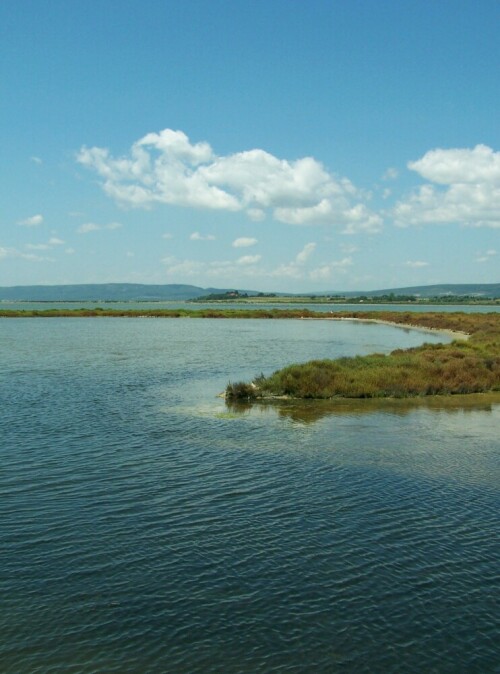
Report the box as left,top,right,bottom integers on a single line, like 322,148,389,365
226,311,500,400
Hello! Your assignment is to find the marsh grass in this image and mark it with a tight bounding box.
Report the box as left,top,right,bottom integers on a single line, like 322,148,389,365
228,312,500,399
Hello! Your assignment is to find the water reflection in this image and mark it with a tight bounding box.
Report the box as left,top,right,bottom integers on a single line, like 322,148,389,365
225,393,500,424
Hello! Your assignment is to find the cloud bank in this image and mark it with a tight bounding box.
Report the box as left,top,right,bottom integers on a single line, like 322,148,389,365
394,145,500,228
18,214,43,227
77,129,382,234
77,132,500,233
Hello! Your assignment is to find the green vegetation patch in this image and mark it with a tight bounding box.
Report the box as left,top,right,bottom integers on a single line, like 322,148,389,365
226,312,500,400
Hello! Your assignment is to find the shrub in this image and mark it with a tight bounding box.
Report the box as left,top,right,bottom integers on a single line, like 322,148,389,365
225,381,258,400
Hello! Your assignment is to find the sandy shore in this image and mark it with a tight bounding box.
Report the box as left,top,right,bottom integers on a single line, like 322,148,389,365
300,315,470,341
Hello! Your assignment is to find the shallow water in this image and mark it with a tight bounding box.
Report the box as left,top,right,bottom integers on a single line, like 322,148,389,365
2,300,499,312
1,318,499,673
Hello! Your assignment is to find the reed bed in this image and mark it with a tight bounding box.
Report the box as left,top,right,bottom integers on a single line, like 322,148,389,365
226,311,500,399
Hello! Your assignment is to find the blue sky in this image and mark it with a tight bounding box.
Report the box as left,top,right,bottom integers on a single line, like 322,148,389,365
1,0,499,292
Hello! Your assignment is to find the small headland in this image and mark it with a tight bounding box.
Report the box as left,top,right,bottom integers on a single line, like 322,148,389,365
225,311,500,400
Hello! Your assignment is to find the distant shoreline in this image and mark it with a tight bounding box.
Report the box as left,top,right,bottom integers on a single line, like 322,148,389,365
299,315,471,341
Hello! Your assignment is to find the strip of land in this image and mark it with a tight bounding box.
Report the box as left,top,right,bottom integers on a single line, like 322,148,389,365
224,310,500,400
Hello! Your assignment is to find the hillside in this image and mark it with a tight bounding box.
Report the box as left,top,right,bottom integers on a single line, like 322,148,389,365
340,283,500,298
0,282,498,302
0,283,224,301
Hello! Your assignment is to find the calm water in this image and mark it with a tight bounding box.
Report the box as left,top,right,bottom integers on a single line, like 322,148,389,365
2,300,500,313
1,318,499,673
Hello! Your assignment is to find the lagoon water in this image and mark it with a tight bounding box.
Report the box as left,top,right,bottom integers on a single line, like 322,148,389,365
1,317,499,673
2,300,500,312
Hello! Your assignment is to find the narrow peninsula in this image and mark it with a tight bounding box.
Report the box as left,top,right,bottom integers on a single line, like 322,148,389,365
226,311,500,400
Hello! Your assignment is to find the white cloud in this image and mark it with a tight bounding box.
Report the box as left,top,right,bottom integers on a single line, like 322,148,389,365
296,242,316,264
232,237,258,248
331,256,354,268
0,246,52,262
77,222,122,234
237,254,261,265
308,265,333,281
268,252,352,282
26,243,50,250
247,208,265,221
65,248,76,254
30,156,42,165
159,250,356,285
405,260,429,268
78,223,100,234
308,257,353,280
408,144,500,184
190,231,215,241
394,145,500,228
18,214,43,227
340,243,359,254
77,128,381,232
25,237,65,251
475,249,497,263
162,232,173,239
382,167,398,180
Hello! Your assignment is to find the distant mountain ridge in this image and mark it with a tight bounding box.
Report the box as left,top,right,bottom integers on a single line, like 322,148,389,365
0,283,224,301
0,282,498,301
335,283,500,298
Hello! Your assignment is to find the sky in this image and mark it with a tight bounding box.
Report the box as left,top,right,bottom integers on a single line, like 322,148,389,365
1,0,499,292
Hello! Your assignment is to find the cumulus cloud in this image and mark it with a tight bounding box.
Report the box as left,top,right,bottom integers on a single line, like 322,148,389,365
475,249,497,263
296,242,316,264
26,243,50,250
190,231,215,241
160,248,355,284
237,254,261,265
77,222,122,234
405,260,429,268
0,246,52,262
77,128,381,233
77,223,100,234
394,145,500,228
25,237,65,251
232,237,258,248
18,214,43,227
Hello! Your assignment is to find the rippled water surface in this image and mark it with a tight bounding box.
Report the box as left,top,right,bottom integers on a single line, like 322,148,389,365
1,318,499,673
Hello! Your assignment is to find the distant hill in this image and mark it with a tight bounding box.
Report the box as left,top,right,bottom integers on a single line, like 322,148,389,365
0,282,498,301
0,283,234,301
337,284,500,299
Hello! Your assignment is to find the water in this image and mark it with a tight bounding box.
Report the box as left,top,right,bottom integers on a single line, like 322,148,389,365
1,300,499,313
1,318,499,673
